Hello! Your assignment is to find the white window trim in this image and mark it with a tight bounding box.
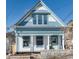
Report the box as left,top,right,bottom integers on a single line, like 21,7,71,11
36,15,38,24
23,36,30,48
42,15,44,24
36,36,44,47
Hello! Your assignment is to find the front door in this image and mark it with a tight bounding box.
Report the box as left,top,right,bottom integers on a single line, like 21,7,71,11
49,35,58,49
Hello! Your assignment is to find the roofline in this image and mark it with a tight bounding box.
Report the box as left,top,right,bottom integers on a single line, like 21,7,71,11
67,20,73,25
15,0,66,26
15,0,42,25
14,26,65,28
40,1,66,26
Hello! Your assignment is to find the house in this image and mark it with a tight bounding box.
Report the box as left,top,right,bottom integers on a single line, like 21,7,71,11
13,0,66,53
64,20,73,49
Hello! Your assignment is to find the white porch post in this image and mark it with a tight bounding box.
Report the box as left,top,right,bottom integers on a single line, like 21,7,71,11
47,35,49,50
15,31,18,52
62,35,64,50
31,35,33,52
58,35,60,49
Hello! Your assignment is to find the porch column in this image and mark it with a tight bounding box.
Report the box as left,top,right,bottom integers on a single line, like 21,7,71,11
58,35,63,49
15,31,18,52
31,35,34,52
62,35,64,50
47,35,49,50
58,35,61,49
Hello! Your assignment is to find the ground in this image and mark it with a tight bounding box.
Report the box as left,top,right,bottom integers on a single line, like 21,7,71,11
6,49,73,59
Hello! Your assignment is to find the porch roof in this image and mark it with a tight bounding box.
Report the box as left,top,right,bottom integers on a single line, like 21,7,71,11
17,31,64,35
16,27,65,31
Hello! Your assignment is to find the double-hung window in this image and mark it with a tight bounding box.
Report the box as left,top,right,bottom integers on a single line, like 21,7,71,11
50,35,58,45
33,15,37,24
38,15,42,24
44,15,47,24
33,14,48,25
22,36,30,47
36,36,43,46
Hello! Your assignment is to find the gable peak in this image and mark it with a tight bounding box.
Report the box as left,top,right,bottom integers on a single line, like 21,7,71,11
38,0,43,2
37,0,45,5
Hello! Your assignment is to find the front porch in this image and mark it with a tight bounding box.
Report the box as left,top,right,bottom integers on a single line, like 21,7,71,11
16,34,64,52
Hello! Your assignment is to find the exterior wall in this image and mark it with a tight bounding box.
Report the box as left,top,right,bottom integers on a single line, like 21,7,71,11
24,15,61,27
23,5,62,27
14,1,66,53
16,36,30,52
36,5,48,10
33,35,48,52
15,33,64,52
16,35,48,52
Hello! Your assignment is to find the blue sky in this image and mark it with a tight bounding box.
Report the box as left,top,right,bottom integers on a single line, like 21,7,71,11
6,0,73,31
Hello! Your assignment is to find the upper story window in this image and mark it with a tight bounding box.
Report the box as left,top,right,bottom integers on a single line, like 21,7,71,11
38,15,42,24
33,14,48,25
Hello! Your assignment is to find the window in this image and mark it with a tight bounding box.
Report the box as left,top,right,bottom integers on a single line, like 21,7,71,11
44,15,47,24
38,15,42,24
50,35,58,45
33,15,36,24
33,14,48,24
36,36,43,46
60,35,62,46
22,36,30,47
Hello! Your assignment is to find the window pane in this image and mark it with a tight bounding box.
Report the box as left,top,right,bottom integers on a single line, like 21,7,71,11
36,36,43,46
38,15,42,24
33,15,36,24
44,15,47,24
50,35,58,45
22,36,30,47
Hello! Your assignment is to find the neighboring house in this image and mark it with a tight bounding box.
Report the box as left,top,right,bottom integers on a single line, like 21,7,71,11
6,32,15,55
13,0,66,53
64,20,73,49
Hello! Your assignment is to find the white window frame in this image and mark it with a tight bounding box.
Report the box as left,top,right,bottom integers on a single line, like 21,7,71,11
22,36,30,47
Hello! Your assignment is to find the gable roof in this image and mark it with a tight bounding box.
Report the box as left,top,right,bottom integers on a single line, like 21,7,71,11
15,0,66,26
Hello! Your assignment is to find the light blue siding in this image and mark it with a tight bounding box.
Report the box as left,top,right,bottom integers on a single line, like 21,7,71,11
16,31,64,34
16,27,63,31
16,27,64,35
